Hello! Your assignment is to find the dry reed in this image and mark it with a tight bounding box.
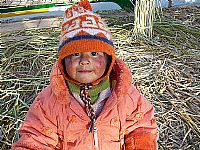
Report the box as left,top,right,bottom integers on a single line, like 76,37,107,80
133,0,155,38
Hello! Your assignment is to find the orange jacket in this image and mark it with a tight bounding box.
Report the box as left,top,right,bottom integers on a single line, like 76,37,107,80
12,58,158,150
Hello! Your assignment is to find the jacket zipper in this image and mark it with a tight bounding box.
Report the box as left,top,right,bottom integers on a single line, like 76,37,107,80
93,125,98,149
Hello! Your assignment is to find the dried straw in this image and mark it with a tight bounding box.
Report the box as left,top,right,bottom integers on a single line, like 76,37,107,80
0,6,200,149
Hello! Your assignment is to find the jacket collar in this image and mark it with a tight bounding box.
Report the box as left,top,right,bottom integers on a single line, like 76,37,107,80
50,58,132,104
110,58,132,98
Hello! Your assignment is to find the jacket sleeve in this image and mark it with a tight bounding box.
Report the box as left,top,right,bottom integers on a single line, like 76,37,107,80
12,95,59,150
124,85,158,150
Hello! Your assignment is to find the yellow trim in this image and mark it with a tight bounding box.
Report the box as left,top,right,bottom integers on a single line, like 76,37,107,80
0,8,49,18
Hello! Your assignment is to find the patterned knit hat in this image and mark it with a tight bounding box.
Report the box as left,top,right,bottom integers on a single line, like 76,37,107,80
58,0,115,85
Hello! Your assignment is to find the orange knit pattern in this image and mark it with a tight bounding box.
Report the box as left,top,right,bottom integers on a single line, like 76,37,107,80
58,0,115,85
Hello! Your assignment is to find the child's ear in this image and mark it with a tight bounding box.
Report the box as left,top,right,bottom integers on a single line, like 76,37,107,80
62,58,67,75
104,54,112,73
106,54,112,65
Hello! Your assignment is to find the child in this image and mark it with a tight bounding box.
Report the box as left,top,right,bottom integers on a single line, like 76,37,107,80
12,0,158,149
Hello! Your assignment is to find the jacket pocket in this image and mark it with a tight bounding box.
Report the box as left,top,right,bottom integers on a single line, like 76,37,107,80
101,116,121,142
99,117,122,150
63,114,89,149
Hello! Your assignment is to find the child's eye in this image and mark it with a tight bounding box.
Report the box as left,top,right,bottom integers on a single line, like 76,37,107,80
91,52,98,56
72,53,80,57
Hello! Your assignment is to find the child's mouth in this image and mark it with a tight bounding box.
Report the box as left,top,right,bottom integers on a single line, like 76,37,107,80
78,70,92,73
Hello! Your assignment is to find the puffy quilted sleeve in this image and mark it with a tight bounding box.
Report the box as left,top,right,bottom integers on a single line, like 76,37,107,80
124,85,158,150
12,94,59,150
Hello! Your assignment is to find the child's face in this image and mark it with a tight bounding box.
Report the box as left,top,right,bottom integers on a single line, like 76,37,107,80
64,52,108,83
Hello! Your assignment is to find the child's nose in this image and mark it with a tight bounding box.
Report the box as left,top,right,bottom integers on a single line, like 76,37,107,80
80,54,90,65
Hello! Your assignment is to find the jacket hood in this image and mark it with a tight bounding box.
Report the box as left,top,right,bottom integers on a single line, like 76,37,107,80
50,58,132,103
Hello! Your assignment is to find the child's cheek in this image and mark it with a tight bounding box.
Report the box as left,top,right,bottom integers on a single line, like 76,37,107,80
65,58,71,66
65,57,76,69
99,59,102,66
98,55,108,66
96,57,104,67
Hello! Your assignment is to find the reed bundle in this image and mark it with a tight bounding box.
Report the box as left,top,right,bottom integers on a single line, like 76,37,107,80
0,6,200,149
133,0,155,38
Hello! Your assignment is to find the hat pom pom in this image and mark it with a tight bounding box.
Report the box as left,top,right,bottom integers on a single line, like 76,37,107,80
78,0,92,11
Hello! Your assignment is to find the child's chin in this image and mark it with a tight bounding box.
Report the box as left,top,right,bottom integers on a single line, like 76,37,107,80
77,78,97,84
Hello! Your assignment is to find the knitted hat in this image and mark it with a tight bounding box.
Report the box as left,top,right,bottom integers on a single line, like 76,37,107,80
58,0,115,85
